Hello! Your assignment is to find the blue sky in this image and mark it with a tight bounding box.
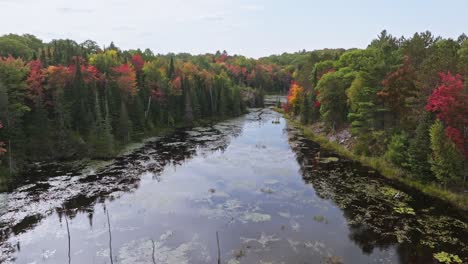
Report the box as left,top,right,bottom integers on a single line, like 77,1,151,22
0,0,466,58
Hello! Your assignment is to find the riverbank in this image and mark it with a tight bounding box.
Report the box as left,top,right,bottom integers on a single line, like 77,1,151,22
0,113,244,192
277,108,468,211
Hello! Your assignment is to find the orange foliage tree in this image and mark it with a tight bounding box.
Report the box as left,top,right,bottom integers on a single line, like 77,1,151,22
284,82,304,115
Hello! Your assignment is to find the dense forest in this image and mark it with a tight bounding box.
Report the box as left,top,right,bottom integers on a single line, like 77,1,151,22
0,30,467,194
282,30,467,193
0,34,291,178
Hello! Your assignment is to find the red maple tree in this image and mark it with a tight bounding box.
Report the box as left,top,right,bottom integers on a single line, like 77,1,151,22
112,64,138,96
425,72,468,157
26,60,45,103
131,54,144,73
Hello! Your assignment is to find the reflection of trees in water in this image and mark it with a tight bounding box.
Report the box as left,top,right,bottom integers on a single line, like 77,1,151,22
0,121,243,259
287,128,467,263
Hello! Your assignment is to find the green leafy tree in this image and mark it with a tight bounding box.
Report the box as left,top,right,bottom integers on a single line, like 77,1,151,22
429,120,464,187
316,69,353,129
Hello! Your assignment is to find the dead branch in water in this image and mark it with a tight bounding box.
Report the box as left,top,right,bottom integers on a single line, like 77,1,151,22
106,209,114,264
216,231,221,264
151,239,156,264
64,212,71,264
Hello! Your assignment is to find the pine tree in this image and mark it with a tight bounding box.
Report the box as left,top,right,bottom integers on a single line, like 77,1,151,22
300,93,310,125
407,112,434,180
117,101,132,143
91,91,114,158
183,78,194,125
69,58,91,137
168,56,175,79
232,86,242,116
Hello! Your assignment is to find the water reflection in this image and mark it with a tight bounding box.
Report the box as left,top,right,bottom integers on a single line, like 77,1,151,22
0,108,466,264
0,115,244,263
287,127,467,263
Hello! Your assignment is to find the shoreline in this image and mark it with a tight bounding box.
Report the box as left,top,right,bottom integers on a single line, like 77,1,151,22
277,108,468,212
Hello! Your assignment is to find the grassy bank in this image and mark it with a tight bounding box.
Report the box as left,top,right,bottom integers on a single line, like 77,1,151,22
278,109,468,211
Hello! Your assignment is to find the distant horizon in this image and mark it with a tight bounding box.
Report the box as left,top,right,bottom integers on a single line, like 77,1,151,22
2,30,467,60
1,0,467,58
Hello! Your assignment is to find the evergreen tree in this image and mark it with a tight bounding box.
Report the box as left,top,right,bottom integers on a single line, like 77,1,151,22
183,78,194,125
91,91,114,158
168,56,175,79
408,112,434,180
69,58,91,137
117,101,132,143
384,133,408,167
300,93,310,125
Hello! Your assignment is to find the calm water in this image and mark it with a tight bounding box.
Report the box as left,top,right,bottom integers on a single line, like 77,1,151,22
0,108,466,264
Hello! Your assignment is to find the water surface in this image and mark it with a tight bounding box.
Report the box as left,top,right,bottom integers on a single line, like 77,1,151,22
0,108,466,264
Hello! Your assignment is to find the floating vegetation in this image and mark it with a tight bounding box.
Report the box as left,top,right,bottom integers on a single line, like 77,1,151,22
260,187,274,194
319,157,340,163
116,233,210,264
324,255,344,264
313,215,328,224
227,259,241,264
393,205,416,215
278,212,291,218
241,233,281,250
433,251,462,264
379,186,412,202
289,219,301,231
242,212,271,223
232,248,245,259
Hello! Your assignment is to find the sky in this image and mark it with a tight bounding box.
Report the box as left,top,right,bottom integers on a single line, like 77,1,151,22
0,0,467,58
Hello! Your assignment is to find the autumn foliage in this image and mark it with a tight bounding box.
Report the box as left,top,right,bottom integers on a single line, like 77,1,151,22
112,63,138,96
131,54,144,73
26,60,45,103
425,72,468,157
284,82,304,114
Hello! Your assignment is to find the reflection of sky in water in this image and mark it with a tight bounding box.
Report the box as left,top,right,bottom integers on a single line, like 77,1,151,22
1,109,466,264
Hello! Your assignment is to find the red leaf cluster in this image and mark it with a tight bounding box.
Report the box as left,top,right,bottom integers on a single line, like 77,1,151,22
379,57,417,113
112,64,138,96
171,76,182,95
425,72,468,157
26,60,45,102
131,54,144,73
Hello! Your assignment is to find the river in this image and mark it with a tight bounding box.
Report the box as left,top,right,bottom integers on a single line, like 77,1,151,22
0,107,466,264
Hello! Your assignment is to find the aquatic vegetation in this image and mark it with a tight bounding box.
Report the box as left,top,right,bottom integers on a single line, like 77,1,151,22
260,187,274,194
241,233,281,250
227,259,241,264
242,212,271,223
393,203,416,215
1,108,467,263
433,251,462,264
319,157,340,163
324,255,344,264
313,215,328,224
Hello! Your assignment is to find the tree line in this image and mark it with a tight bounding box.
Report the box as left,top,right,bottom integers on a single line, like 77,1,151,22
0,34,291,177
282,30,467,189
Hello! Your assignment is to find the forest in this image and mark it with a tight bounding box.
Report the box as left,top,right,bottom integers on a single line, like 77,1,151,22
280,30,467,198
0,30,467,199
0,34,291,179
